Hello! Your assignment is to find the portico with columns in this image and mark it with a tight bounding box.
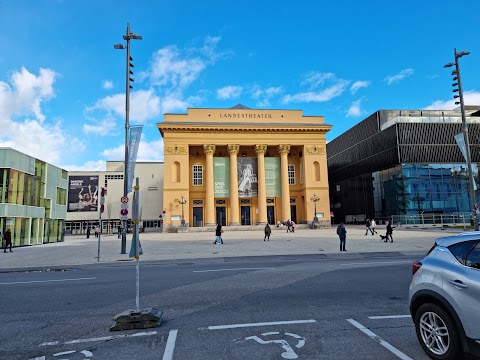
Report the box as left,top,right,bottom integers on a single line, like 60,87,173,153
157,105,332,230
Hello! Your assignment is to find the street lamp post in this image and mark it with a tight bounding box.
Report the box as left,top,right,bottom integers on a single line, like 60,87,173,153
444,48,478,230
114,23,142,253
177,196,187,227
310,193,320,222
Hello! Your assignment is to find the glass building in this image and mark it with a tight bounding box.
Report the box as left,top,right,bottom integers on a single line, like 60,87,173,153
327,107,480,223
0,148,67,247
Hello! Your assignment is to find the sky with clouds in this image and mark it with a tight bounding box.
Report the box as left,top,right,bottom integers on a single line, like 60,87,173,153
0,0,479,170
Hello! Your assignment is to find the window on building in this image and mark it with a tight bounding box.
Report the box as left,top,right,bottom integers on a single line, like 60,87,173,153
313,161,320,181
193,165,203,186
288,165,295,185
300,163,304,184
56,187,67,205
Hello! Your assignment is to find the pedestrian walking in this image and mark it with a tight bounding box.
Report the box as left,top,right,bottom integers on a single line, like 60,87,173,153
214,223,224,244
365,219,374,235
386,221,394,242
290,221,295,233
3,229,12,253
336,223,347,251
264,223,271,241
94,225,100,238
371,218,378,234
86,228,91,239
286,219,292,233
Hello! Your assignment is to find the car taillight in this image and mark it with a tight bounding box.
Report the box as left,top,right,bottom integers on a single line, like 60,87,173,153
412,261,422,275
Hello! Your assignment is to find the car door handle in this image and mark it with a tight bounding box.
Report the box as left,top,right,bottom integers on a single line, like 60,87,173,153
449,280,468,288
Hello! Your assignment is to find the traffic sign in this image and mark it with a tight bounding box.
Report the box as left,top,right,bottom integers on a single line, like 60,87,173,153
121,202,128,209
121,196,129,204
120,208,128,216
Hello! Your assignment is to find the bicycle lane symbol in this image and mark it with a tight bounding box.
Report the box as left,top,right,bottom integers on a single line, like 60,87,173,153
245,332,305,359
29,349,93,360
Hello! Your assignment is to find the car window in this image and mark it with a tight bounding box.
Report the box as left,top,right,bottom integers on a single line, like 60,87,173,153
466,242,480,269
447,241,478,265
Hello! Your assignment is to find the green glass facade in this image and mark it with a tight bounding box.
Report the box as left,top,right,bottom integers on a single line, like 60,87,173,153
0,149,67,247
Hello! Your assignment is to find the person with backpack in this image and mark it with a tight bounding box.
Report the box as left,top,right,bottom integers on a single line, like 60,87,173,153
264,223,271,241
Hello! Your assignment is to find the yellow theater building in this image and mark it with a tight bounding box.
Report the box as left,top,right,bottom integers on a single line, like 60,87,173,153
157,105,332,229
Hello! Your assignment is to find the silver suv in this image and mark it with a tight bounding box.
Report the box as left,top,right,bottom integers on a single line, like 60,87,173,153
409,233,480,359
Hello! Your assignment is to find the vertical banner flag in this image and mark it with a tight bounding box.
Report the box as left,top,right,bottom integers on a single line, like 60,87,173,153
127,126,143,192
214,157,230,198
454,132,477,190
237,158,258,198
265,157,281,197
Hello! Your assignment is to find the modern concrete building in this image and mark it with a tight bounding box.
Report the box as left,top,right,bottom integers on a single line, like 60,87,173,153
65,161,164,234
157,105,332,229
327,107,480,224
0,148,67,246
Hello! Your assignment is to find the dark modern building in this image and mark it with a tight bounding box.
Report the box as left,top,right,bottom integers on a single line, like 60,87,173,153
327,107,480,224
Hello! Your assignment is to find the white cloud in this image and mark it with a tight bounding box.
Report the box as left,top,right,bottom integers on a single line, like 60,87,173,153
347,100,364,117
424,90,480,110
63,160,106,172
384,68,414,85
350,81,370,94
217,85,243,100
102,138,164,162
0,67,86,166
0,67,56,122
300,72,336,90
251,86,282,107
83,117,117,135
87,89,161,125
102,80,113,89
282,81,349,104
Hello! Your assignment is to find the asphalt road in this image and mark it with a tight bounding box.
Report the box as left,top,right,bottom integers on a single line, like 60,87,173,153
0,253,430,360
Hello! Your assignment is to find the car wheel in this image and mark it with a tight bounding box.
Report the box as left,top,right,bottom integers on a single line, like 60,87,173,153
414,303,463,360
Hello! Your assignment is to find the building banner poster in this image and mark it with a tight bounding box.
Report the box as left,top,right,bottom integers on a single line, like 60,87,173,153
237,157,258,198
127,126,143,192
67,176,99,212
214,157,230,198
265,157,281,197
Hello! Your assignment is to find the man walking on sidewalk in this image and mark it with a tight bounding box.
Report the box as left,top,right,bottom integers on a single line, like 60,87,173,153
365,219,374,235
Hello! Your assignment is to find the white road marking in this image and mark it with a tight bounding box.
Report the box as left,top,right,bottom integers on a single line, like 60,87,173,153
0,277,96,285
205,319,316,330
347,318,413,360
162,329,178,360
245,332,305,360
193,267,272,273
53,350,76,356
340,261,412,266
368,315,411,319
40,331,157,346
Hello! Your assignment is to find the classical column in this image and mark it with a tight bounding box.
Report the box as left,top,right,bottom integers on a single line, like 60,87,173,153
204,144,216,226
278,145,291,222
228,144,240,226
255,144,268,224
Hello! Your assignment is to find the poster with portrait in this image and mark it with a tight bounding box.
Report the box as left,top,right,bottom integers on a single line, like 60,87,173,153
237,158,258,198
67,176,99,212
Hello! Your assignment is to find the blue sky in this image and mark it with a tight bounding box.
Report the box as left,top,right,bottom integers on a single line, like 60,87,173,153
1,0,479,170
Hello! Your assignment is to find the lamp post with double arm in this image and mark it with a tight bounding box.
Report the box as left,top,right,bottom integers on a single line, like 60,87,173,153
444,49,478,231
114,23,142,254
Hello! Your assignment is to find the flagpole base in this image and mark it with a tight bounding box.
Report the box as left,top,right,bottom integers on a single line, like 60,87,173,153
110,308,163,331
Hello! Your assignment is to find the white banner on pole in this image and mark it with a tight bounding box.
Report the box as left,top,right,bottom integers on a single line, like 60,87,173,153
127,126,143,193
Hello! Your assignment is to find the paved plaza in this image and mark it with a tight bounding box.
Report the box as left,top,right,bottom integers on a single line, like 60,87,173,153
0,225,465,270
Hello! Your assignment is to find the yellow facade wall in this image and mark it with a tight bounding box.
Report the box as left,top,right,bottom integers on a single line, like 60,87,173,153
158,107,332,229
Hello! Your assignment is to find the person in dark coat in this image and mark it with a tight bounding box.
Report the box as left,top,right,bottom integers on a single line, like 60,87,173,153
336,223,347,251
386,221,394,242
3,229,12,253
365,219,374,235
86,228,91,239
214,224,223,244
264,224,271,241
